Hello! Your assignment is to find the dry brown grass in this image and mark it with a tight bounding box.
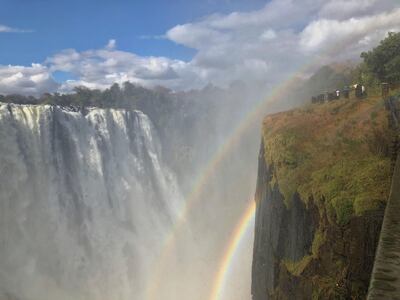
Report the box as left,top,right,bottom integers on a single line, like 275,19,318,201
262,94,392,224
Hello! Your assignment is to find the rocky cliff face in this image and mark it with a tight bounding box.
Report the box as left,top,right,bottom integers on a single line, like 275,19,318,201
252,141,317,299
251,97,391,299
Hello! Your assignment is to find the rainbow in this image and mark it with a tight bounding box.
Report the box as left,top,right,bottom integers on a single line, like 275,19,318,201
145,63,321,299
209,200,256,300
205,55,352,299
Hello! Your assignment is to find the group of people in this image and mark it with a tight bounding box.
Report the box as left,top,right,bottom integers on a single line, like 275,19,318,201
311,84,366,104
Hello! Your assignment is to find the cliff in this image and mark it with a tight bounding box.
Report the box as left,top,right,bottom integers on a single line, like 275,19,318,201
252,96,393,299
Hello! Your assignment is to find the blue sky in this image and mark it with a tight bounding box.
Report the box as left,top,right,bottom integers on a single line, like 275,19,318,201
0,0,267,66
0,0,399,95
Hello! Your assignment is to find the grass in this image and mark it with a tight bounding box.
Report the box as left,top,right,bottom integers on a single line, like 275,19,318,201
262,94,392,224
311,229,326,256
282,228,326,277
283,255,313,276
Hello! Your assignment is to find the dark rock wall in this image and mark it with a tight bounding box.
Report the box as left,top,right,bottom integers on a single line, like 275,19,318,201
251,139,384,300
251,141,316,299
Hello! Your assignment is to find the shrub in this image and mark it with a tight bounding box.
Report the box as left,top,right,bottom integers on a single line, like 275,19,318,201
361,32,400,85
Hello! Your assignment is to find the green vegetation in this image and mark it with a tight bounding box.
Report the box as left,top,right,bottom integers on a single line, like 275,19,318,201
282,255,313,276
261,33,400,300
263,33,400,225
311,276,349,300
348,32,400,95
283,228,326,277
0,82,176,109
361,32,400,85
311,229,326,256
263,97,392,225
297,32,400,102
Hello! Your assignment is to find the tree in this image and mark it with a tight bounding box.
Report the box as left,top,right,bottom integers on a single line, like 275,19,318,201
102,83,123,107
73,86,95,106
361,32,400,84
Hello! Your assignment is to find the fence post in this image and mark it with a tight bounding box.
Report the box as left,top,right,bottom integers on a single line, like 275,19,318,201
382,83,390,99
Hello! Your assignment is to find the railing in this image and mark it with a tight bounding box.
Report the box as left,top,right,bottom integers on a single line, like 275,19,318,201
385,96,400,128
367,95,400,299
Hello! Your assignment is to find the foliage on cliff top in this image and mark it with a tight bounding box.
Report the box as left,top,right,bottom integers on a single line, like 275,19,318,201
262,95,392,225
361,32,400,85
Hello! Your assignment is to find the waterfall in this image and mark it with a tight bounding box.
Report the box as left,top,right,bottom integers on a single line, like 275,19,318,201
0,104,182,300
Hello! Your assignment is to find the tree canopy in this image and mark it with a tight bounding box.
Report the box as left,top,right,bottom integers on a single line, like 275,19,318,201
361,32,400,85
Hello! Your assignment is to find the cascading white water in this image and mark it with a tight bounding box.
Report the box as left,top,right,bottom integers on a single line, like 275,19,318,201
0,104,182,300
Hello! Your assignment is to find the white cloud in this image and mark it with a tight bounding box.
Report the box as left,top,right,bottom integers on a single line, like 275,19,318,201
106,39,117,50
163,0,400,88
1,0,400,95
46,41,196,92
300,8,400,53
0,24,32,33
0,64,58,95
167,23,229,50
260,29,277,41
318,0,397,20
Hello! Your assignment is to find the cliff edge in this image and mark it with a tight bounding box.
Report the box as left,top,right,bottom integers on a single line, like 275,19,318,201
252,95,393,299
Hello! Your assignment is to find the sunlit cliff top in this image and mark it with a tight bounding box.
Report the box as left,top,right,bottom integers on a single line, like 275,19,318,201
262,93,394,224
